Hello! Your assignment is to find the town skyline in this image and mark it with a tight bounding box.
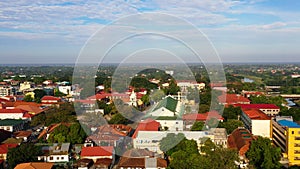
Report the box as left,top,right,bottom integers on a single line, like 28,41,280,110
1,0,300,64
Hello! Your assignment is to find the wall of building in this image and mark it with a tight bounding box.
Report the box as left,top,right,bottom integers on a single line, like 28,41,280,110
252,120,271,138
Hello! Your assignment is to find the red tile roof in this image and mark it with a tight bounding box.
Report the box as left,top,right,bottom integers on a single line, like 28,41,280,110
242,108,270,120
227,128,253,156
234,104,279,110
0,143,18,154
0,108,27,114
41,96,61,101
132,119,160,139
81,146,113,157
218,93,250,105
16,105,44,115
182,111,224,121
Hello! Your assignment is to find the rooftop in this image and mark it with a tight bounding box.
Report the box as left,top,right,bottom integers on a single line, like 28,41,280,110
81,146,113,157
132,119,160,139
152,96,178,113
182,111,224,121
14,162,54,169
235,104,280,110
0,119,24,126
278,119,300,128
242,108,270,120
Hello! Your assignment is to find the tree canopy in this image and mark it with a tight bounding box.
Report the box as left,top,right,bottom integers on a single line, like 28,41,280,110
7,143,43,169
246,136,281,169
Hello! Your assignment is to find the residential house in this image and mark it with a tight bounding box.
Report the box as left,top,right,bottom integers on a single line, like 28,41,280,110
0,119,25,132
76,159,94,169
117,149,167,169
0,109,29,120
13,131,32,142
80,146,114,164
0,86,13,97
0,143,18,160
87,125,130,147
240,108,272,138
14,162,54,169
41,96,62,107
38,143,70,163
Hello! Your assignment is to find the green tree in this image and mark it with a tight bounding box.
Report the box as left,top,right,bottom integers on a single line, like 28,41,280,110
198,104,210,113
222,105,242,120
246,136,281,169
23,94,33,102
191,121,205,131
33,89,46,103
218,119,244,134
7,143,43,169
159,133,185,156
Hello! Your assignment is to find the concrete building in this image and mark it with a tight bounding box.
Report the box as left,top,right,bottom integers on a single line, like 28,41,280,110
38,143,70,163
0,86,13,96
272,119,300,166
19,82,32,92
240,108,272,138
133,128,227,155
235,104,280,116
145,96,185,131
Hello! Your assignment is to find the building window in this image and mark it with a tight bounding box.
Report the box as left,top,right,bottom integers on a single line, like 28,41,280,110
57,157,59,160
61,157,64,160
295,136,300,140
50,157,53,160
292,131,295,134
295,150,300,154
295,143,300,147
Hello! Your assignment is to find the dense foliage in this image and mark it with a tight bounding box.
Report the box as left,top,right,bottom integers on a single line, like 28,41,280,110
246,136,281,169
7,143,43,169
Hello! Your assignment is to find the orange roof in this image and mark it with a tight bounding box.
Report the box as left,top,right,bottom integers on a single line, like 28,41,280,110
227,128,253,156
0,143,18,154
41,96,61,101
14,101,42,107
14,162,54,169
81,146,113,157
0,108,27,114
14,131,32,138
182,111,224,121
16,105,44,115
132,119,160,139
218,93,250,105
242,108,270,120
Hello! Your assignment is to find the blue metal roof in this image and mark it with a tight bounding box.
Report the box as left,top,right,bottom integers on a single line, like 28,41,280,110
278,119,300,128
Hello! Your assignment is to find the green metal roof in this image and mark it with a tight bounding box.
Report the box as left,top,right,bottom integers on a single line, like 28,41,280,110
0,119,24,126
152,96,178,113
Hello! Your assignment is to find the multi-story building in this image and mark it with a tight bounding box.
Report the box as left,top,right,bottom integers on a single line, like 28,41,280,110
0,86,13,96
272,119,300,166
240,108,272,138
235,104,280,116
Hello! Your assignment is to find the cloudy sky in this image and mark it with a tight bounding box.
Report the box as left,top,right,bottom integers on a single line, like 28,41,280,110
0,0,300,64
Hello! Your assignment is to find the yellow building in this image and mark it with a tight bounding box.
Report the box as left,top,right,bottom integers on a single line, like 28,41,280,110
273,119,300,166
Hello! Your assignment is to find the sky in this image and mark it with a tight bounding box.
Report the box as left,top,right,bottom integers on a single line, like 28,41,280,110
0,0,300,64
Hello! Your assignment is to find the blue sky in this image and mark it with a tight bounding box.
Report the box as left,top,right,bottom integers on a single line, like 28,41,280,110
0,0,300,64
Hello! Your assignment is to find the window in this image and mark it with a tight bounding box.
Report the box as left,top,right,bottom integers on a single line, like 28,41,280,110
295,150,300,154
292,131,295,134
57,157,59,160
176,122,178,124
49,157,53,160
295,143,300,147
295,136,300,140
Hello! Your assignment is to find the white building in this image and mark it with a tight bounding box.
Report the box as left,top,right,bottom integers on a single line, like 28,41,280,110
146,96,185,131
177,81,205,91
20,82,31,91
133,131,214,154
241,108,271,138
0,109,28,120
58,86,72,95
38,143,70,163
0,86,13,96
